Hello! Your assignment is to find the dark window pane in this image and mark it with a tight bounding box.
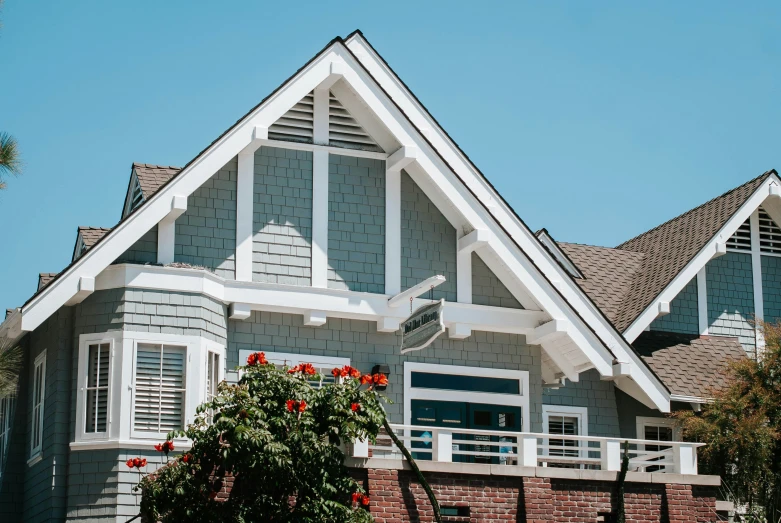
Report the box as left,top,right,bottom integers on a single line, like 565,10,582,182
411,372,520,394
473,410,491,426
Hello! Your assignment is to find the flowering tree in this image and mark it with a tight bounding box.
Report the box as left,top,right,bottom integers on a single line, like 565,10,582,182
136,353,388,522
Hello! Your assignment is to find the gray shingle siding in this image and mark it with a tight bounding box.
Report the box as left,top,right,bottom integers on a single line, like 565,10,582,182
762,255,781,324
252,146,313,286
174,157,237,278
650,276,698,334
706,252,756,355
471,253,522,308
400,171,457,302
0,339,29,523
542,369,620,437
114,226,157,265
327,154,385,293
227,312,543,431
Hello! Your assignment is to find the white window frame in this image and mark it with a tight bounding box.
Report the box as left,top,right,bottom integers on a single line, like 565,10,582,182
542,405,588,465
71,331,225,449
75,336,116,441
203,345,226,405
29,350,46,463
403,362,530,432
636,416,679,441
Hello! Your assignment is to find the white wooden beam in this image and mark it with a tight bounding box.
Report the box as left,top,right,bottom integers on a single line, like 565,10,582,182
385,168,401,296
314,60,346,92
236,149,255,282
697,267,708,335
541,343,579,382
377,317,400,333
304,310,327,327
525,319,568,345
658,301,671,316
456,248,472,304
387,275,446,308
750,209,765,354
229,302,252,321
387,146,418,172
313,87,330,144
714,242,727,258
447,323,471,339
311,150,329,288
64,277,95,305
156,195,188,265
457,229,490,253
769,183,781,199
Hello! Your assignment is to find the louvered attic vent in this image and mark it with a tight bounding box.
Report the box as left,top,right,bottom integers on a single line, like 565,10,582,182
328,93,381,152
726,218,751,251
759,208,781,254
123,174,145,217
268,91,314,143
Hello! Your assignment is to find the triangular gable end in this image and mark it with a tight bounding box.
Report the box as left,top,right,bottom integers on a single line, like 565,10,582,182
12,33,670,412
726,206,781,254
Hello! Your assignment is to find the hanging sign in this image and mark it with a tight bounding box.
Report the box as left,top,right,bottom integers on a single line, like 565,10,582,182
400,299,445,354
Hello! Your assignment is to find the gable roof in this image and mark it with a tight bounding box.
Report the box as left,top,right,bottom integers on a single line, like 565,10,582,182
134,163,181,198
613,171,774,332
78,226,112,249
37,273,59,291
558,243,645,326
632,331,745,399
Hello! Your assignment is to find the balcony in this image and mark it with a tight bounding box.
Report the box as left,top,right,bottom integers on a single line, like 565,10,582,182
351,424,703,475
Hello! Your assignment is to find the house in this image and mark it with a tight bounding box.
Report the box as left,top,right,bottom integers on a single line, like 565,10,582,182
0,30,775,522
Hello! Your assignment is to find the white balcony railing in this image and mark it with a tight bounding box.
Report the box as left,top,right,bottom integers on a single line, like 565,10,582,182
352,424,704,475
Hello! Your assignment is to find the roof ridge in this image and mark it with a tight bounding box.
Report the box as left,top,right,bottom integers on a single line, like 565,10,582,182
132,162,182,170
78,225,112,231
617,170,775,251
559,241,640,253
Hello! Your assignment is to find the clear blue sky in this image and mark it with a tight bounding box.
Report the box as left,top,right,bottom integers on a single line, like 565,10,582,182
1,1,780,310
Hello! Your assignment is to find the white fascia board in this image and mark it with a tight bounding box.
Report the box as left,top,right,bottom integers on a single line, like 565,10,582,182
96,264,547,334
623,174,781,342
20,46,345,333
345,35,669,410
537,230,584,279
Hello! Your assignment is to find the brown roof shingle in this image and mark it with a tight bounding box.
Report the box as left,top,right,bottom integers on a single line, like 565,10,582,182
632,331,745,398
78,226,112,248
558,243,645,325
133,163,181,198
613,171,774,332
38,273,59,291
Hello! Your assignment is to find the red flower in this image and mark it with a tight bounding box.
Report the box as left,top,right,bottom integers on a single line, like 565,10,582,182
361,494,370,506
127,457,147,469
155,440,174,454
247,352,257,366
349,367,361,378
373,374,388,386
126,459,134,468
182,454,189,463
154,443,163,452
140,458,147,467
165,441,175,452
351,492,360,504
258,352,268,365
340,367,349,378
301,363,316,375
288,366,297,374
286,399,295,412
332,367,341,377
351,403,360,412
298,400,307,413
359,375,372,385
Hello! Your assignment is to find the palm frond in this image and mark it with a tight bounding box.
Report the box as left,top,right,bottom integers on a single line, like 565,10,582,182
0,338,22,398
0,132,23,181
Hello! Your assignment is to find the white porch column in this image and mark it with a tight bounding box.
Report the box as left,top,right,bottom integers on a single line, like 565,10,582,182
311,87,330,288
236,150,255,281
385,167,401,296
749,209,765,354
697,267,708,335
156,195,187,265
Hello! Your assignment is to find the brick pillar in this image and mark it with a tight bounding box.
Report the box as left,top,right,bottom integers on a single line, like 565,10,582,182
367,468,406,523
664,483,697,523
521,476,555,522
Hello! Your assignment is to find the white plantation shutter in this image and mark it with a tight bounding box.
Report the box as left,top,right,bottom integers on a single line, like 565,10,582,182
134,344,186,434
85,343,110,433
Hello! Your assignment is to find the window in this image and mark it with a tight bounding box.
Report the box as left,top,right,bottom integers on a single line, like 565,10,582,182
0,396,14,473
85,343,110,434
542,405,588,469
636,417,678,473
133,344,187,434
204,350,223,424
237,350,349,388
30,351,46,459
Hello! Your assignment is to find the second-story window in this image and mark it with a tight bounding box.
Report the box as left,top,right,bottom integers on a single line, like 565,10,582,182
30,351,46,459
134,344,187,435
85,343,110,434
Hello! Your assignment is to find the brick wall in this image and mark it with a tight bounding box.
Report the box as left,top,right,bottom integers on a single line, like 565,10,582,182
651,276,699,335
401,171,457,302
227,312,543,429
252,146,313,286
472,253,522,308
761,254,781,324
706,252,756,356
327,154,386,293
174,157,237,278
115,226,158,265
360,469,721,523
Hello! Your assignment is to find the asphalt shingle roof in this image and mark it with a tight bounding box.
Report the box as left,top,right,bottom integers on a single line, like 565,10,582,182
78,226,112,249
133,163,181,198
37,273,59,291
632,331,745,398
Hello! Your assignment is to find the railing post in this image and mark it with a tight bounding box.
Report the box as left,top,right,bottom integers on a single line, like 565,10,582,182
673,443,697,475
352,438,369,459
517,435,538,467
436,430,452,462
600,439,621,471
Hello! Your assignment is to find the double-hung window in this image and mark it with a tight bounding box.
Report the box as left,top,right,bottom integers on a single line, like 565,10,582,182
542,405,588,469
30,351,46,460
85,342,110,434
0,395,15,473
636,417,677,473
133,343,187,435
